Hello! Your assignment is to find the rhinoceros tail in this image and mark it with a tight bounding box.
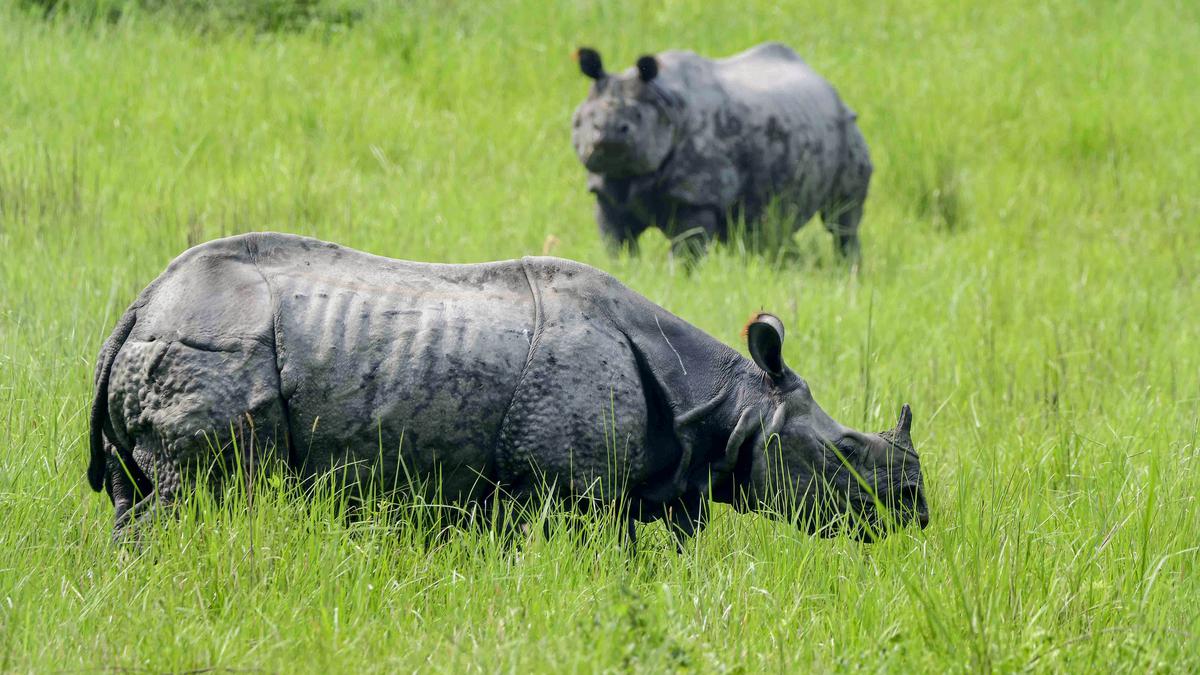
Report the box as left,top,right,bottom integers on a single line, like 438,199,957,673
87,307,138,492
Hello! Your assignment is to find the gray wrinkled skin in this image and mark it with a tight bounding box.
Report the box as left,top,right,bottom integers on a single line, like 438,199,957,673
89,233,925,542
571,42,873,259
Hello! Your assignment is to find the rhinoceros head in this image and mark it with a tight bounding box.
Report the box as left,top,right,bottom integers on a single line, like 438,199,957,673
571,47,679,178
737,314,929,539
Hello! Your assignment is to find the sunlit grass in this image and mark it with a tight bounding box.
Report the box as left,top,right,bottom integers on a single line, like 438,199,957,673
0,0,1198,670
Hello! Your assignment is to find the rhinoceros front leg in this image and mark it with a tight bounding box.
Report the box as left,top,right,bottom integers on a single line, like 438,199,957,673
596,197,647,256
667,206,724,263
535,497,638,554
664,491,709,551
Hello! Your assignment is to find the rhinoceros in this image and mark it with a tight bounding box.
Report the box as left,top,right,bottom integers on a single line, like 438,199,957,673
89,233,926,542
571,42,873,259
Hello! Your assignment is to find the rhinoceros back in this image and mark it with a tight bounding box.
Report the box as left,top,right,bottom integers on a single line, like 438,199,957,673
717,43,844,119
243,234,535,491
655,43,854,220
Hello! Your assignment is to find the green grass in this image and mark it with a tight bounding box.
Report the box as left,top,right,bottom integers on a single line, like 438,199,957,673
2,0,1198,670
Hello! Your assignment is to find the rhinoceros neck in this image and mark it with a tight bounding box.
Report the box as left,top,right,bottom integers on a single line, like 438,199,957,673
619,312,742,417
647,352,787,508
669,355,769,423
590,172,663,207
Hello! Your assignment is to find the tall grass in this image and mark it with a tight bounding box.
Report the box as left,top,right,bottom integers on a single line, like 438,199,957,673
1,0,1197,670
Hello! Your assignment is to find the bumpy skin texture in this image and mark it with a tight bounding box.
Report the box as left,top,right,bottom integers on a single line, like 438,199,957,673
90,233,925,540
572,42,873,258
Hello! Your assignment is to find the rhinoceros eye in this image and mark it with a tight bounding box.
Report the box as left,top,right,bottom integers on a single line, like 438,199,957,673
831,439,859,461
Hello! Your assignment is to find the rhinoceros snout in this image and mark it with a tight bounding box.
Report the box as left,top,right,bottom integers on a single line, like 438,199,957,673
583,141,637,175
896,482,929,529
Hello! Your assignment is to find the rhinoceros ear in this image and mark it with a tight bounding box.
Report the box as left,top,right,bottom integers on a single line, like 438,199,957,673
744,312,786,378
575,47,605,80
636,55,659,82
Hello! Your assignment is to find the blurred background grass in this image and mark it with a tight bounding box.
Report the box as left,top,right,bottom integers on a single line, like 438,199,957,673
1,0,1197,670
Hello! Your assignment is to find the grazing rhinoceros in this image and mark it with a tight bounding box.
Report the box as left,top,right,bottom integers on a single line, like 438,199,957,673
89,233,925,542
571,42,873,260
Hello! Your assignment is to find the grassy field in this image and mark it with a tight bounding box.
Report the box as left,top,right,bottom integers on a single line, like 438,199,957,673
2,0,1198,670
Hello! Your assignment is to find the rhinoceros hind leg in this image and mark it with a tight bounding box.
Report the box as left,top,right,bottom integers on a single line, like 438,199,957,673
109,443,187,544
823,123,872,262
107,339,288,541
111,490,165,545
104,449,149,525
823,201,863,262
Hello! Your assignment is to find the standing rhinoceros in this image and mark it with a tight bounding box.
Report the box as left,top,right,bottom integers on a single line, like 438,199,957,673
89,233,925,542
571,42,873,260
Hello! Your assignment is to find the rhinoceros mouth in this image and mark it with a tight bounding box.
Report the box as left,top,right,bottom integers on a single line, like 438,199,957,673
895,483,930,529
847,494,928,541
